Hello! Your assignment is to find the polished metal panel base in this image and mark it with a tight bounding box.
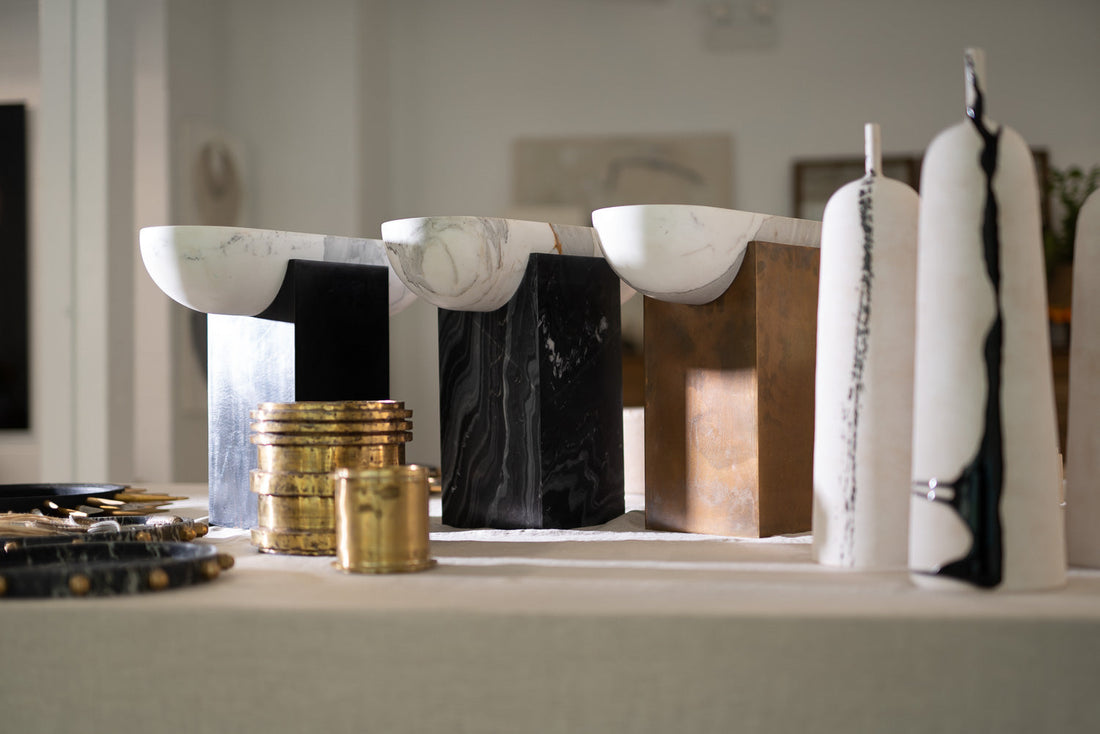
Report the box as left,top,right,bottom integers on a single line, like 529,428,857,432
206,260,391,529
208,314,295,529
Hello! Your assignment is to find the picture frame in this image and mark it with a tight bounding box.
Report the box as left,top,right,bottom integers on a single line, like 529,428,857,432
792,148,1051,226
792,155,920,221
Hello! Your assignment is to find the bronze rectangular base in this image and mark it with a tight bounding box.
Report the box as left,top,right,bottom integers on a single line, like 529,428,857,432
644,241,819,537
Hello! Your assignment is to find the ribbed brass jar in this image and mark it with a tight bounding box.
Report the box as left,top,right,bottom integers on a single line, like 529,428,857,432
248,400,411,555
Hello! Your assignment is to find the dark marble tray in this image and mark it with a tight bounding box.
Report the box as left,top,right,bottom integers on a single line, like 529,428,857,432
0,541,227,598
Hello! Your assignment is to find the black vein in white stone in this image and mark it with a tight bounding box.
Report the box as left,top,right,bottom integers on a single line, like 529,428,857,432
838,176,876,563
912,53,1005,588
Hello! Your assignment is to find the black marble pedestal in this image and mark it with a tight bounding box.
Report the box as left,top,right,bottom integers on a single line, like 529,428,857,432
208,260,389,529
439,253,625,529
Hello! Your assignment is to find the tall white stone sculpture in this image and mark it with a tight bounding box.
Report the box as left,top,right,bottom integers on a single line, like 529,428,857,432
1066,190,1100,567
812,123,918,569
909,49,1066,591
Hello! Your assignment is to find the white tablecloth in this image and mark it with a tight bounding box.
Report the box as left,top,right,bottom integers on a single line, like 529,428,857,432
2,485,1098,733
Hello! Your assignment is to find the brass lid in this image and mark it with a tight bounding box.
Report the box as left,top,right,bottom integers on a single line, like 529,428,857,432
252,400,406,422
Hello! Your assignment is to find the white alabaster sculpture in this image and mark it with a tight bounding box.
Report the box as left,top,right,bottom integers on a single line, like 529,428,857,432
1066,191,1100,567
591,204,821,304
909,49,1065,591
139,225,416,316
381,216,630,312
812,124,918,569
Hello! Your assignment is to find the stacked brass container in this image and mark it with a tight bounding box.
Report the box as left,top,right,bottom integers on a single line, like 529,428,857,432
249,400,412,555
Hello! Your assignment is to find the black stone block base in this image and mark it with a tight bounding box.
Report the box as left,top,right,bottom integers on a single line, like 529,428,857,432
439,253,624,529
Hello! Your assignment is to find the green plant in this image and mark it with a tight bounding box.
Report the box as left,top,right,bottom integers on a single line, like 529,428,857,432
1044,164,1100,272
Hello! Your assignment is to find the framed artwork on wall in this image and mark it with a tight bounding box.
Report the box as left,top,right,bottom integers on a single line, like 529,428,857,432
792,155,920,221
792,148,1050,225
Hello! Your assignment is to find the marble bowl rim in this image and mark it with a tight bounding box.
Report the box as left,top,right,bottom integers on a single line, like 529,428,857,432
591,202,766,224
140,224,386,244
381,214,560,235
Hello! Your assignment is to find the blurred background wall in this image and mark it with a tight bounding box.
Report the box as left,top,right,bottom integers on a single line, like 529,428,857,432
1,0,1097,483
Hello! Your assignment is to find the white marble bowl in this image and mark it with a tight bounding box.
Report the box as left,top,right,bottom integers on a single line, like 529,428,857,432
382,216,608,312
592,204,822,304
139,225,416,316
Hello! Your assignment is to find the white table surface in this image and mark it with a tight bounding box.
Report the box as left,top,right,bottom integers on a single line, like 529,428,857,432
2,484,1099,733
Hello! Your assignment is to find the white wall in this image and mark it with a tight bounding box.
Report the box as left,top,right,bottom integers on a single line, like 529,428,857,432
33,0,139,483
381,0,1100,468
0,0,40,481
160,0,230,482
156,0,1100,474
155,0,403,477
387,0,1100,219
11,0,1100,482
222,0,365,236
0,0,39,103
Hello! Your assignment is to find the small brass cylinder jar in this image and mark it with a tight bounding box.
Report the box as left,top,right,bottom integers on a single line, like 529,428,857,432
249,400,411,556
334,465,436,574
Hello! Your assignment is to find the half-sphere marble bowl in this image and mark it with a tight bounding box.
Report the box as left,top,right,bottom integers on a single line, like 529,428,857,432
140,225,417,316
382,216,614,312
592,204,822,304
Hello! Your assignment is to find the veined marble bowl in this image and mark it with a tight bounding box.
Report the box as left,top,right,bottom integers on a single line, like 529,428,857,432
382,216,614,312
592,204,822,304
139,225,416,316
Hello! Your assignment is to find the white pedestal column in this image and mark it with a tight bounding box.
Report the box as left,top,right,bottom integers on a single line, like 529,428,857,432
35,0,137,481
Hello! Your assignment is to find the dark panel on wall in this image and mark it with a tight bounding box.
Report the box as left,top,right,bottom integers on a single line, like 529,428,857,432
0,104,28,430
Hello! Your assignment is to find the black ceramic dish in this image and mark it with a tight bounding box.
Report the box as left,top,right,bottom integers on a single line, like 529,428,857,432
0,483,127,513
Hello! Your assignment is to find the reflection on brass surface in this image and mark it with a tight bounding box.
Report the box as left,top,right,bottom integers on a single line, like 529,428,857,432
148,568,169,591
251,527,335,555
200,559,221,580
257,495,335,531
112,491,188,503
334,465,436,574
68,574,91,596
250,418,412,435
253,400,406,420
250,470,337,497
250,426,413,445
255,444,405,474
644,241,819,537
252,406,411,420
85,496,124,507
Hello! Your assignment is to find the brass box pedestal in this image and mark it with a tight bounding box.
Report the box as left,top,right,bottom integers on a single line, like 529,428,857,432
644,241,819,537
